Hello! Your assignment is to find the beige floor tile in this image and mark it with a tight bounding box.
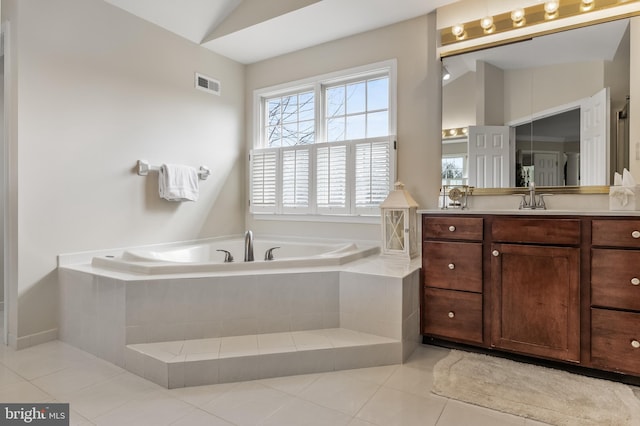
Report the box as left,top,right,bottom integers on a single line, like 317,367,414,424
402,345,450,372
64,371,161,419
299,372,380,416
0,332,610,426
31,358,125,398
165,381,239,407
0,363,27,386
258,372,321,395
384,365,435,398
356,387,447,426
0,380,52,402
524,419,554,426
348,419,378,426
169,407,234,426
92,390,194,426
342,365,399,385
262,397,353,426
0,341,95,380
69,409,94,426
436,399,526,426
201,381,293,425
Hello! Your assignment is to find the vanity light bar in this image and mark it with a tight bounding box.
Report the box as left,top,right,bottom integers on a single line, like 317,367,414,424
440,0,640,46
442,127,468,139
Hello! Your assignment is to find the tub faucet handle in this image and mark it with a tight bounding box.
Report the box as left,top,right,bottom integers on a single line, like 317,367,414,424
216,249,234,263
264,247,280,261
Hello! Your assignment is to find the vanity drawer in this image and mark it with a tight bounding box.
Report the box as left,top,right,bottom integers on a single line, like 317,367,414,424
591,308,640,375
592,249,640,311
423,216,483,241
491,218,580,245
592,220,640,248
423,287,483,344
423,241,482,292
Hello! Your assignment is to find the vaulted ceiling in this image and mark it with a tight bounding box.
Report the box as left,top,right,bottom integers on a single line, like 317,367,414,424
104,0,459,64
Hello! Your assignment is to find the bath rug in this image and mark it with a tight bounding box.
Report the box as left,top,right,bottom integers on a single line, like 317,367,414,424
432,349,640,426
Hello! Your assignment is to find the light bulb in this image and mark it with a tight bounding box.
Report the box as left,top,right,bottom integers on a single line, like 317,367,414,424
442,66,451,81
581,0,594,10
544,1,559,14
451,24,465,38
480,16,494,31
511,8,525,23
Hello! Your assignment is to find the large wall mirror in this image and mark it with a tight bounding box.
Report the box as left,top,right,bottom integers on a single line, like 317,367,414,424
441,18,631,192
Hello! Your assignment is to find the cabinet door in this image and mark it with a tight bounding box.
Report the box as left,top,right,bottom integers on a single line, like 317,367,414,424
491,243,580,362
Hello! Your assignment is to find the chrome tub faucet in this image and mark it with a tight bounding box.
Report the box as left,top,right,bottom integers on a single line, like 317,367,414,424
244,230,254,262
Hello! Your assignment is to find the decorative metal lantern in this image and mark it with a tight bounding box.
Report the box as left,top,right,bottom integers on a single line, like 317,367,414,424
380,182,419,260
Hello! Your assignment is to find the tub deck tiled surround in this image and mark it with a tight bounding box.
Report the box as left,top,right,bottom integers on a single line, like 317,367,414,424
58,256,421,388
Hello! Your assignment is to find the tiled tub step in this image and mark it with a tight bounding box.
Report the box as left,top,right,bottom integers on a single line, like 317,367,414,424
124,328,401,388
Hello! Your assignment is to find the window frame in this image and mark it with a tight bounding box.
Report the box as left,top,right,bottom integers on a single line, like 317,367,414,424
251,60,397,221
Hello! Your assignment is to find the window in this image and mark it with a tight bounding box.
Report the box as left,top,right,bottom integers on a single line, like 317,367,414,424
250,60,397,218
441,156,466,186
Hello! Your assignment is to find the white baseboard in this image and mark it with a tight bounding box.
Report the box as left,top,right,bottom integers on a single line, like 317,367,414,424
14,328,58,350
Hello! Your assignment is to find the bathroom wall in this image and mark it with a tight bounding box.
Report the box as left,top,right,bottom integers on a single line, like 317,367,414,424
3,0,246,348
244,14,442,241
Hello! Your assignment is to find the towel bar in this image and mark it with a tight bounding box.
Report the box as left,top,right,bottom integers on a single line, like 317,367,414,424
137,160,211,180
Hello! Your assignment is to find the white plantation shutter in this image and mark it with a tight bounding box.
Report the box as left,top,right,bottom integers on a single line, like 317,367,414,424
355,139,392,214
282,147,310,211
316,143,348,213
251,60,396,218
250,149,278,212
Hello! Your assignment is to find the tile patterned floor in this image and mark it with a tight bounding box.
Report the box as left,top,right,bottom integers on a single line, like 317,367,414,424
0,332,555,426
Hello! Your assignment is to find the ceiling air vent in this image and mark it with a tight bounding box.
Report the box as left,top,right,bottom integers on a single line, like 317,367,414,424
195,73,221,96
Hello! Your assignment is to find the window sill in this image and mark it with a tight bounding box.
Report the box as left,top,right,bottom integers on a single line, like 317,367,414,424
251,213,381,224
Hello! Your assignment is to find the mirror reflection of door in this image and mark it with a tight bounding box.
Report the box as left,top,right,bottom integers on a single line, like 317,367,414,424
468,126,513,187
534,152,560,186
581,87,610,185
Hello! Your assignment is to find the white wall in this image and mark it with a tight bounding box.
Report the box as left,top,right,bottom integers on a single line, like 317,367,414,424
504,61,604,124
442,71,475,129
244,14,442,241
3,0,246,347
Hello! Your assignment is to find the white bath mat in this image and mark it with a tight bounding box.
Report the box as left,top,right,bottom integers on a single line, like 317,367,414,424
432,349,640,426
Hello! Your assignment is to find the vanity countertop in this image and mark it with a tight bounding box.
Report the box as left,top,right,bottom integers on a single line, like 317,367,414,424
418,209,640,216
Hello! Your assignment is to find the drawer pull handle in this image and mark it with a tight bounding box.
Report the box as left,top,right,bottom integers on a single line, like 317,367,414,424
448,226,456,232
632,278,640,286
448,311,455,319
448,263,455,270
632,340,640,349
633,231,640,239
492,250,500,257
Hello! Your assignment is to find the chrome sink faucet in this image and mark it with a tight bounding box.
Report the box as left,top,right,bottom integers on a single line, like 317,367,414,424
244,230,254,262
518,182,551,210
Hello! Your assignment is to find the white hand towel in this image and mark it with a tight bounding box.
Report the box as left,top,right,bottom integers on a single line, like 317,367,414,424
158,164,199,202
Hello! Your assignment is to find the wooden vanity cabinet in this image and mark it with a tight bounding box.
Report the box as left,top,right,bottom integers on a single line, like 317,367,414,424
421,213,640,378
422,216,483,345
490,218,581,362
590,219,640,375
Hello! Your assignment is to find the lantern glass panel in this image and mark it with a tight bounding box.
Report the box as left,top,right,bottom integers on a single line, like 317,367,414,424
385,209,406,251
